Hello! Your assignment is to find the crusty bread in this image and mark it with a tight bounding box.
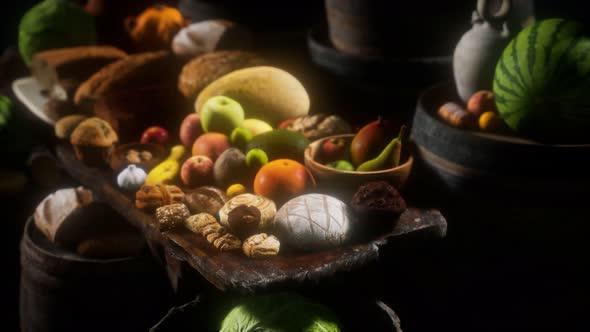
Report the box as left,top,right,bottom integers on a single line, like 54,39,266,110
74,51,180,109
177,50,265,99
31,46,127,97
34,187,95,246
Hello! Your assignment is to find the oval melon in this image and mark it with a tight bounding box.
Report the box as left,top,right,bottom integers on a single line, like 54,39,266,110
493,18,590,143
195,66,310,126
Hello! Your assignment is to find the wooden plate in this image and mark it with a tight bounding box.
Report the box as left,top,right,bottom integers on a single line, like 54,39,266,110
56,143,447,292
12,76,54,125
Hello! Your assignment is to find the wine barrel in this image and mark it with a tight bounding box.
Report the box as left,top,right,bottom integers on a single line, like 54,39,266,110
409,83,590,206
19,217,173,332
150,294,402,332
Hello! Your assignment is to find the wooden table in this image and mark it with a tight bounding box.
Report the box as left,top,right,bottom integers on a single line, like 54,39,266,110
56,143,448,293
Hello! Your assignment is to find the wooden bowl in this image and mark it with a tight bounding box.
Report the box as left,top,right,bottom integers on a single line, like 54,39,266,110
304,134,413,202
108,143,166,172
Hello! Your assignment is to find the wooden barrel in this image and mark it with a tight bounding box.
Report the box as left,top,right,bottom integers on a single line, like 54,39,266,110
19,217,173,332
409,83,590,206
150,294,402,332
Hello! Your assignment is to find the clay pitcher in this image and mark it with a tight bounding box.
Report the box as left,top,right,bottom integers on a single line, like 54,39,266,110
453,0,512,103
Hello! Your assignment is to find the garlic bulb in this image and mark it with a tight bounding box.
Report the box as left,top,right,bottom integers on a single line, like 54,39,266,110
117,165,147,191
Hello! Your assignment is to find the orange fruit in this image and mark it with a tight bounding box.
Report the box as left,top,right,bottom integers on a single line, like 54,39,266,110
253,159,315,205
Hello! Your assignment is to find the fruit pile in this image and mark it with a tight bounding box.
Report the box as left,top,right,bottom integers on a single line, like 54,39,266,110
319,117,407,172
437,90,508,134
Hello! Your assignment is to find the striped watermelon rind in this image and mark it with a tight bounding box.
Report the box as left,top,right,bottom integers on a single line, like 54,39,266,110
493,18,590,142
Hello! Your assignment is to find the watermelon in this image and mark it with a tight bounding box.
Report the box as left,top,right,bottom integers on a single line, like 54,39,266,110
493,18,590,143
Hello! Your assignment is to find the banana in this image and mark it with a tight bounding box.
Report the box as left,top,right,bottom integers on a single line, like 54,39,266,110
145,145,186,185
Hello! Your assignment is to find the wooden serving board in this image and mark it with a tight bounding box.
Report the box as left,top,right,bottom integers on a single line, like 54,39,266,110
56,143,447,292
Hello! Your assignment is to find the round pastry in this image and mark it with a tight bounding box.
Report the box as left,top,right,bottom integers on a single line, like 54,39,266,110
177,51,265,99
242,233,280,258
219,194,276,230
350,181,407,234
70,117,118,167
274,194,353,251
172,19,252,57
55,114,88,140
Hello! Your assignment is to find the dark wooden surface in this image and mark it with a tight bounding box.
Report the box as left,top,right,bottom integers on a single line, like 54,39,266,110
56,143,447,293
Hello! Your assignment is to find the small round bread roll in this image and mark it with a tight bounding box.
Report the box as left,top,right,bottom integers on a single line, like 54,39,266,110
55,114,88,140
242,233,280,258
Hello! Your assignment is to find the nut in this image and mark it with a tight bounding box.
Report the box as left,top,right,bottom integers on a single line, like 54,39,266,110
227,205,261,239
184,186,228,215
155,203,190,232
139,150,153,162
242,233,280,258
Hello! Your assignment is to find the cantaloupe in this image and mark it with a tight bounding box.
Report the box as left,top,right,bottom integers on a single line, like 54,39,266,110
493,18,590,142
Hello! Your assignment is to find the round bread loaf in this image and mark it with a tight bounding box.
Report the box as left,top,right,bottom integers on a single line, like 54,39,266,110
177,51,265,99
274,194,353,251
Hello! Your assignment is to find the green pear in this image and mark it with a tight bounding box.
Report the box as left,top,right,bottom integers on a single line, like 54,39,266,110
240,118,273,136
201,96,245,135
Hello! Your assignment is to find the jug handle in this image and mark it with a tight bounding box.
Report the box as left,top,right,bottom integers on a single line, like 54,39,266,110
477,0,511,24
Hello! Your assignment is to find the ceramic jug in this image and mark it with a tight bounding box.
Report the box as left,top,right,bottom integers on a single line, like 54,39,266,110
453,0,512,103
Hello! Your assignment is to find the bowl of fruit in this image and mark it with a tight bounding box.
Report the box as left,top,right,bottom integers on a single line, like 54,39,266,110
304,118,413,201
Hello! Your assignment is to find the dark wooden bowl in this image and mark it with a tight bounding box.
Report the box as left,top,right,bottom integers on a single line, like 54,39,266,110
410,82,590,205
108,142,166,172
304,134,413,202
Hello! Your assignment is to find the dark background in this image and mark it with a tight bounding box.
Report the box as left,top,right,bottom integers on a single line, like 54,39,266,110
3,1,590,331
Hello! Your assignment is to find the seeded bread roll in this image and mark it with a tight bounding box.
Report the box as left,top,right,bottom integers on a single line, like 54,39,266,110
31,46,127,97
177,51,265,99
74,51,181,110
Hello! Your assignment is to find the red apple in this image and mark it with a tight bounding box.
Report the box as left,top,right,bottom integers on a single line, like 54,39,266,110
181,155,214,187
179,113,203,147
191,132,231,161
321,137,347,163
278,118,296,129
141,126,169,144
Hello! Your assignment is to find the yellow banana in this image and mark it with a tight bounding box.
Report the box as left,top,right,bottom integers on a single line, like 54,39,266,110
145,145,186,185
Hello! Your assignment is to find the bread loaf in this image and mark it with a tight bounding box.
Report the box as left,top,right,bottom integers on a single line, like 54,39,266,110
172,20,253,57
74,51,181,110
274,194,353,251
31,46,127,96
178,51,265,99
34,187,95,245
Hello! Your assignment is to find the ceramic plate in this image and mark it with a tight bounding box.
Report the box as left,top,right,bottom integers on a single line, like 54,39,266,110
12,76,54,125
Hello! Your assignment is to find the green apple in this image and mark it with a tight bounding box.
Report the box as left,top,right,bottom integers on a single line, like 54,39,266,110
200,96,245,135
245,148,269,169
240,118,273,136
326,160,354,171
230,127,253,151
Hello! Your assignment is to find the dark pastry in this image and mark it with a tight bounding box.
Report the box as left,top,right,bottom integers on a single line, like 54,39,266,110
350,181,407,233
227,205,261,239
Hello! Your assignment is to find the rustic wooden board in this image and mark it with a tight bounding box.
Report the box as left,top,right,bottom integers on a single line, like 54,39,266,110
56,143,447,292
